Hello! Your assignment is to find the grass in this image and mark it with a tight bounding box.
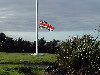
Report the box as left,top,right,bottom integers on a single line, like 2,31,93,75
0,53,57,75
0,65,45,75
0,52,57,64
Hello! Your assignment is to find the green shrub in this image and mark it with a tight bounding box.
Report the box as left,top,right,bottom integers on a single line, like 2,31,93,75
46,34,100,75
57,34,100,74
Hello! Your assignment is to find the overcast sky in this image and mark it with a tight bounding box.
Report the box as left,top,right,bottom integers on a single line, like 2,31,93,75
0,0,100,32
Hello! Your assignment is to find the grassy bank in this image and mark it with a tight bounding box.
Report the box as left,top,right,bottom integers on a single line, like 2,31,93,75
0,53,57,65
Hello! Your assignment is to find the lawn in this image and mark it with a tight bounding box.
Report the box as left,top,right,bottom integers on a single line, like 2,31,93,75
0,65,45,75
0,53,57,75
0,53,57,65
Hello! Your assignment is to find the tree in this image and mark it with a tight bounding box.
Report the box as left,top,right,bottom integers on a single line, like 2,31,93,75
38,37,46,53
45,39,60,53
0,32,60,53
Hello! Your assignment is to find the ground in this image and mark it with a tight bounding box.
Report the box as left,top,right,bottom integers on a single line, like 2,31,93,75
0,53,57,75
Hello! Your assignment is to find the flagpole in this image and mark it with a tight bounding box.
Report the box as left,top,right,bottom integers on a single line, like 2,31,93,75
36,0,38,55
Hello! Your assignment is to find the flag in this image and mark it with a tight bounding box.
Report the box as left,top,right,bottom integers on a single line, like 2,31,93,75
40,20,47,24
39,20,55,31
48,25,55,31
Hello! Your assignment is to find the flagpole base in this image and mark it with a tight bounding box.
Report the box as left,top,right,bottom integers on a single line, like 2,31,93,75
30,53,44,56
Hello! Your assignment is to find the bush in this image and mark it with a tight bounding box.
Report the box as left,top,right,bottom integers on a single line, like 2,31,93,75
46,34,100,75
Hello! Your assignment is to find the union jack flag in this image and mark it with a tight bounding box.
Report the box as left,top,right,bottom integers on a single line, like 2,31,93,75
39,20,55,31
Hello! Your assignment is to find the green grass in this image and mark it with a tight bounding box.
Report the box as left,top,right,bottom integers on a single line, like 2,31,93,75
0,53,57,75
0,53,57,64
0,65,45,75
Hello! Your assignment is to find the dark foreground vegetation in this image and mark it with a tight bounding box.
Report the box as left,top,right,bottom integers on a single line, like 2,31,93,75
0,33,59,53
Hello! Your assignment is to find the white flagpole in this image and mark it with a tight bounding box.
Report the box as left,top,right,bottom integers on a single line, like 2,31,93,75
36,0,38,55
